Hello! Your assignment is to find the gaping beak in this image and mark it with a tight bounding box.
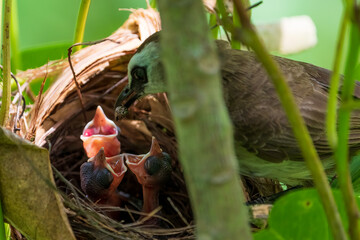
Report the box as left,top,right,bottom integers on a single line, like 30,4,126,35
124,137,165,186
80,106,121,158
80,148,127,200
114,85,141,120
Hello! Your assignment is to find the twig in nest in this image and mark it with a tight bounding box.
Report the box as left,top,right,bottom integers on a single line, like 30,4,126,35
167,197,189,226
67,38,125,123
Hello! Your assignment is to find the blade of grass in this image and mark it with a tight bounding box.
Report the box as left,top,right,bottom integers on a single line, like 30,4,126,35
0,0,13,126
73,0,91,52
337,21,360,240
232,1,347,240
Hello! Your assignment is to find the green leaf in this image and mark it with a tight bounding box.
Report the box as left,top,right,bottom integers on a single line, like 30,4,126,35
254,229,284,240
269,189,330,239
0,127,75,240
254,189,349,240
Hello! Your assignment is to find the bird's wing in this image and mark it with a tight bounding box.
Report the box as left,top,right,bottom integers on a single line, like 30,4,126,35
220,48,360,163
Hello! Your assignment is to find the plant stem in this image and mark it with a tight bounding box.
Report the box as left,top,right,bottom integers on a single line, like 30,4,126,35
0,0,2,55
337,22,360,240
0,0,12,127
231,8,241,49
209,13,219,39
326,10,349,149
158,0,252,239
150,0,157,9
232,1,347,240
73,0,91,52
0,199,5,240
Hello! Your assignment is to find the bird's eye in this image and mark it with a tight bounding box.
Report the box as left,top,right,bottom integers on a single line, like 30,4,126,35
131,67,147,83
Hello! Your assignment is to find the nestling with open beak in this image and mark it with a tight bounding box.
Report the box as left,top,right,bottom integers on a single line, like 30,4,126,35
115,31,360,186
81,106,121,158
124,137,172,224
80,148,127,203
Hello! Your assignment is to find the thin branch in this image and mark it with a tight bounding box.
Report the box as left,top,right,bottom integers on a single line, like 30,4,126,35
232,1,347,240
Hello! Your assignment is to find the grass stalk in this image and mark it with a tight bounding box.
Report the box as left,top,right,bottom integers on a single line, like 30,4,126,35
326,10,349,149
336,22,360,240
232,1,347,239
0,0,13,126
73,0,91,52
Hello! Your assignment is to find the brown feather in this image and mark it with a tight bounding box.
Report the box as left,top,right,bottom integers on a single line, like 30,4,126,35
217,40,360,163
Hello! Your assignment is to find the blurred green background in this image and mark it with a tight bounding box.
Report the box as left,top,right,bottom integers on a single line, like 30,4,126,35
10,0,343,72
14,0,146,71
250,0,343,69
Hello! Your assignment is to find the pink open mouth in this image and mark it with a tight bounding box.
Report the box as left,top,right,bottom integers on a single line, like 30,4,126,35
81,106,121,158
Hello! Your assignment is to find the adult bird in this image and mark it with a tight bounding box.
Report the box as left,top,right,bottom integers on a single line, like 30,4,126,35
114,31,360,186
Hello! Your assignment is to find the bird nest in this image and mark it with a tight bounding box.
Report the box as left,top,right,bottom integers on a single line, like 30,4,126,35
13,8,279,239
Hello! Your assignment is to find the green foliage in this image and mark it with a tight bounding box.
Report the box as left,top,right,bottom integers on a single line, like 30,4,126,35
254,189,350,240
254,229,283,240
12,0,146,71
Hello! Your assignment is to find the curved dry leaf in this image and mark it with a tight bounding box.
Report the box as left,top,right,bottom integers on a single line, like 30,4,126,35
0,127,75,240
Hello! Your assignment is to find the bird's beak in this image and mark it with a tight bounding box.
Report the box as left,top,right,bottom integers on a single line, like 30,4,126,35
80,106,121,158
124,137,162,185
114,85,142,120
85,148,127,196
